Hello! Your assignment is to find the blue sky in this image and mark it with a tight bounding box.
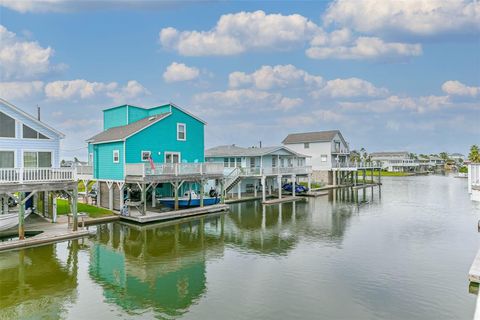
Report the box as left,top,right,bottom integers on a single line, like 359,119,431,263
0,0,479,160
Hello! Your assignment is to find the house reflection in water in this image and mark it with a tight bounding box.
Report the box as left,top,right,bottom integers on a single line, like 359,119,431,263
0,242,80,319
88,217,226,318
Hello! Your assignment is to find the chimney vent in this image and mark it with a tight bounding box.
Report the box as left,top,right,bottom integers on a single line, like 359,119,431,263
37,105,41,121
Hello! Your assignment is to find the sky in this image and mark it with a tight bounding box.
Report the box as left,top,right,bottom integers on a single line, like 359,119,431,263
0,0,479,160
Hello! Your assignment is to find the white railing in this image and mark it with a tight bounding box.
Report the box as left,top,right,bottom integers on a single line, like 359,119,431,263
332,160,382,169
261,166,312,175
126,162,225,177
75,165,93,175
468,163,480,194
0,167,75,184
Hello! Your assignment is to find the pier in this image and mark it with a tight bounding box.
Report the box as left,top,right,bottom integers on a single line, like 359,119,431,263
120,204,229,223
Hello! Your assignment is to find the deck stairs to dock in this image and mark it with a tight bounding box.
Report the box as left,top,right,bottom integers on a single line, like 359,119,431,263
225,168,241,192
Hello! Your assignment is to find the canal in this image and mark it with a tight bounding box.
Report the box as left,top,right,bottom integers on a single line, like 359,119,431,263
1,175,479,319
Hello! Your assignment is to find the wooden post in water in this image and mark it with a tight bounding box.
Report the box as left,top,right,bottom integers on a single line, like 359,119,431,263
174,181,179,211
18,192,25,240
72,187,78,232
200,179,204,207
277,175,282,199
261,176,266,202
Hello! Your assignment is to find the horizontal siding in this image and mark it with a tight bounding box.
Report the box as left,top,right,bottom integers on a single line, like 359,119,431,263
103,106,128,130
0,101,61,167
125,107,204,164
93,141,124,180
128,106,148,124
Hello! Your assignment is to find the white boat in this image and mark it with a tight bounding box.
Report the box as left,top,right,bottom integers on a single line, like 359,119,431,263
0,209,31,232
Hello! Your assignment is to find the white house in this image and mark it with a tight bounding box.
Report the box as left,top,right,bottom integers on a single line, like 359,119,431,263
370,151,419,172
205,144,311,199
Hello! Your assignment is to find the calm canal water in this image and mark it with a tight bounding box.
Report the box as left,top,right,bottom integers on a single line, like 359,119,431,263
1,175,480,319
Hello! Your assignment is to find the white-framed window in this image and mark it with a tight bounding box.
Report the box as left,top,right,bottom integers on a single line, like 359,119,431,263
141,151,151,162
88,153,93,165
0,150,15,168
22,124,49,139
272,157,277,168
0,111,15,138
224,157,229,167
321,154,328,162
304,142,309,149
177,123,186,141
23,151,52,168
113,150,120,163
165,152,180,163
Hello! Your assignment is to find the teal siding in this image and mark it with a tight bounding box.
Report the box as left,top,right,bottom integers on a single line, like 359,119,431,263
128,106,149,124
148,105,171,117
93,141,124,180
125,106,204,164
104,106,128,130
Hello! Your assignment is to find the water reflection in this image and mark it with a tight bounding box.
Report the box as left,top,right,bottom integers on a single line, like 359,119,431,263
0,241,81,319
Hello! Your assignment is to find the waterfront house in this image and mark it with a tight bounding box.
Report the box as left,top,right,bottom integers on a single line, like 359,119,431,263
449,153,466,165
0,98,78,238
86,103,223,212
282,130,350,184
370,151,419,172
205,144,311,200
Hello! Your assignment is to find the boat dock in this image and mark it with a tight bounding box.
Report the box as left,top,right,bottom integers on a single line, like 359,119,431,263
0,215,90,253
469,248,480,284
120,204,229,223
262,196,306,205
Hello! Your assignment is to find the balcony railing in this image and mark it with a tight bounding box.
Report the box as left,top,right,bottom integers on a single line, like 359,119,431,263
332,160,382,169
125,162,225,177
75,165,93,176
0,167,75,184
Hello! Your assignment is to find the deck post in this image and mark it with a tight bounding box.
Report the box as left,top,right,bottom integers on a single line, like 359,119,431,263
119,185,125,209
151,184,156,208
237,180,242,199
97,183,101,207
52,196,57,223
261,176,266,202
254,179,258,197
18,192,25,240
307,174,311,191
220,179,225,204
200,179,204,207
108,184,113,211
277,175,282,199
174,181,179,211
370,169,373,184
292,175,296,197
2,195,8,214
142,183,147,214
72,187,78,232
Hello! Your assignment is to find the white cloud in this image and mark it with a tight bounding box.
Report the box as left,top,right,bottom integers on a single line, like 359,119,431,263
163,62,200,83
279,109,345,126
45,79,148,102
307,36,422,60
159,10,319,56
441,80,479,97
0,25,57,80
312,77,388,98
0,81,44,100
323,0,480,37
338,94,452,113
228,64,323,90
107,80,150,103
193,88,302,114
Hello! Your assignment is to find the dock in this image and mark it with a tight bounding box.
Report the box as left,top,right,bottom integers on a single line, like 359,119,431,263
469,248,480,283
0,216,90,252
120,204,229,223
262,196,306,205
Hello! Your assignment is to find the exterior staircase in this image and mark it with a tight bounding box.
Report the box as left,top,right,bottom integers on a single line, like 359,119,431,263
225,168,241,192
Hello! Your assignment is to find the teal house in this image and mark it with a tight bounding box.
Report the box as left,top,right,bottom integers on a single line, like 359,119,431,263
87,103,223,211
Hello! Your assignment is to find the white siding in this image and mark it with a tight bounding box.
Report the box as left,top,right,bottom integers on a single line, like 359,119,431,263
285,141,333,170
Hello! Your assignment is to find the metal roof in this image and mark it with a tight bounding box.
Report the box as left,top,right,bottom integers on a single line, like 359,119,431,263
87,113,171,144
205,145,308,157
370,151,410,157
282,130,342,144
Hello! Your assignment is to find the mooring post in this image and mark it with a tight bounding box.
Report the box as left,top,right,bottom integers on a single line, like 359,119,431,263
18,192,25,240
261,176,266,202
174,181,179,210
200,179,204,207
277,175,282,199
72,187,78,232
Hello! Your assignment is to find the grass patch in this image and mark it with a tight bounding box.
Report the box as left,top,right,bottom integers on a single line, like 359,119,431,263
56,199,113,218
362,170,410,177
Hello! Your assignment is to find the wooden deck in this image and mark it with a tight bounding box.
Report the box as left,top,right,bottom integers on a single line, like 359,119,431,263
469,248,480,283
120,204,229,223
262,196,306,205
0,215,90,252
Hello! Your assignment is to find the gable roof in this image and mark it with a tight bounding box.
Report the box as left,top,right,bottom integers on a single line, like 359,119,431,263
87,113,171,144
282,130,346,145
205,145,309,158
0,98,65,138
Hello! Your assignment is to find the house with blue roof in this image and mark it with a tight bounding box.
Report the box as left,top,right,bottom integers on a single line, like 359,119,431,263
86,103,223,212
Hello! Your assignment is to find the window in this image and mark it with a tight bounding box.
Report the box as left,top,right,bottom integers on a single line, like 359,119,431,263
236,158,242,167
113,150,120,163
0,112,15,138
229,157,235,168
250,157,256,168
321,154,328,162
141,151,151,161
23,151,51,168
280,158,285,167
224,158,229,167
165,152,180,163
177,123,186,141
88,153,93,165
0,151,14,168
272,157,277,168
22,124,48,139
304,142,309,149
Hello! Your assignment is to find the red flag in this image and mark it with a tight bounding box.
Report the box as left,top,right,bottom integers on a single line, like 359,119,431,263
149,155,155,170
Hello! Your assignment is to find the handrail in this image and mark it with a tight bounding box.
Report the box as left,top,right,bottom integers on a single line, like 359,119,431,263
0,167,75,183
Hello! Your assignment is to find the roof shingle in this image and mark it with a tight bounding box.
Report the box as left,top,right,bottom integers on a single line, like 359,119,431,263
282,130,341,144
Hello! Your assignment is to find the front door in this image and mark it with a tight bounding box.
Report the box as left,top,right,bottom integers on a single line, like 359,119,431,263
165,152,181,164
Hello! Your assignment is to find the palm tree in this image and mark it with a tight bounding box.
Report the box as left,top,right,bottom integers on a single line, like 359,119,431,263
439,152,449,161
469,145,480,163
